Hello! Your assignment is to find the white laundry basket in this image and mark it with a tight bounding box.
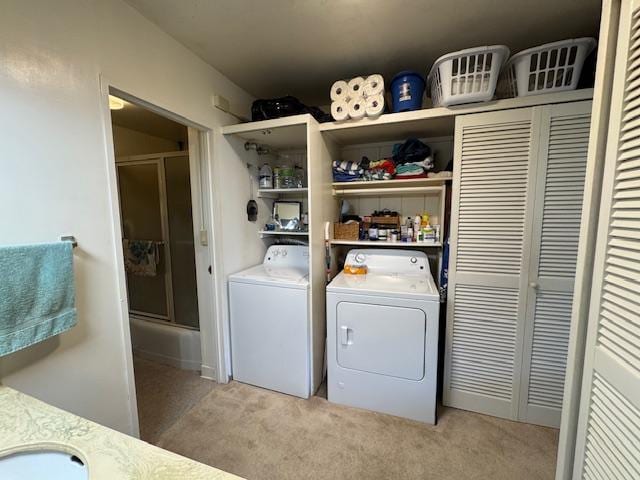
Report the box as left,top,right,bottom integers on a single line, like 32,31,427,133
427,45,510,107
499,38,597,97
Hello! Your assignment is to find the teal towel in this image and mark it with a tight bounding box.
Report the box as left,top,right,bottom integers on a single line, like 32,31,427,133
0,242,77,356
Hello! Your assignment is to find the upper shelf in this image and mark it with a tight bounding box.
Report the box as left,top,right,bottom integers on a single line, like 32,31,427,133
257,187,308,198
318,89,593,145
221,114,311,149
220,89,593,148
332,177,450,196
259,230,309,238
330,239,442,248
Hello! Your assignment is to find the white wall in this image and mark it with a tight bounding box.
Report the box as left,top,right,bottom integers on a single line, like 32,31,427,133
0,0,253,435
112,125,179,157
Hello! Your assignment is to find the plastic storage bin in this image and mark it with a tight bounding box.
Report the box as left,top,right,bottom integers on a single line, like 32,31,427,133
427,45,510,107
499,38,597,97
391,71,425,112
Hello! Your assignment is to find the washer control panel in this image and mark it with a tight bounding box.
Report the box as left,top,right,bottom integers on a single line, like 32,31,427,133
264,245,309,268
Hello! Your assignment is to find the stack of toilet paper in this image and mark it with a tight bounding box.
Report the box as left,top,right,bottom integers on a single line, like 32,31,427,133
330,74,385,121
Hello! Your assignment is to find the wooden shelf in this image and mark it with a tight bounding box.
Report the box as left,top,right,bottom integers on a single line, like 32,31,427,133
220,90,593,148
221,114,311,149
333,186,443,197
330,239,442,248
332,177,450,196
332,177,449,188
319,89,593,145
257,187,308,198
259,230,309,238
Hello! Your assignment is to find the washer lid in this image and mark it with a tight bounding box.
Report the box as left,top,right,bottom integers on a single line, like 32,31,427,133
229,264,309,289
327,270,439,301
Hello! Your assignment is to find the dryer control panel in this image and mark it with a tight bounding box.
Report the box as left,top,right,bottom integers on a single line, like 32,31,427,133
344,249,429,275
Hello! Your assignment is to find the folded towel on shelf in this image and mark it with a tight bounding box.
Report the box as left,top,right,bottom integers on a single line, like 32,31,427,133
333,160,363,175
123,239,159,276
396,162,426,176
333,172,363,182
0,242,77,356
363,170,393,181
333,156,370,181
368,159,396,175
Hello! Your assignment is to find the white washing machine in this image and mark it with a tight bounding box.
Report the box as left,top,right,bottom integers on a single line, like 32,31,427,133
229,245,314,398
326,249,440,424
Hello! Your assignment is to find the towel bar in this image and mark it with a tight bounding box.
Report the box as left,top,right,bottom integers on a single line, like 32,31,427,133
60,235,78,248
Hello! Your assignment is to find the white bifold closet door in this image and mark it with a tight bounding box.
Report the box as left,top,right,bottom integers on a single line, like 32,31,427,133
444,100,591,427
519,102,592,427
573,0,640,477
444,107,540,420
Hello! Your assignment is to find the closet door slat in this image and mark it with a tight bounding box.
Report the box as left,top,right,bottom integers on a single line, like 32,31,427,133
575,2,640,477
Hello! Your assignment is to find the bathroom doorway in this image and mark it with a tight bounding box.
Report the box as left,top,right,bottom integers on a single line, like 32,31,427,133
108,92,216,442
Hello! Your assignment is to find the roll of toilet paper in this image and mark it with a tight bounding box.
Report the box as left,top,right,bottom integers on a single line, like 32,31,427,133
363,74,384,97
365,94,385,118
348,77,365,98
330,80,349,101
347,96,366,120
331,100,350,121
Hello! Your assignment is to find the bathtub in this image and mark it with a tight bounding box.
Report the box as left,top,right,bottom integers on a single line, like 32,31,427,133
129,316,202,371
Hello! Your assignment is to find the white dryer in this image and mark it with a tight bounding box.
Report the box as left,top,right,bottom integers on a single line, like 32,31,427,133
229,245,315,398
326,249,440,424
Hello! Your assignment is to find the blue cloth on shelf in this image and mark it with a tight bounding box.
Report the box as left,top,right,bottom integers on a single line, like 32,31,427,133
332,156,371,181
332,160,363,174
0,241,77,356
333,171,363,182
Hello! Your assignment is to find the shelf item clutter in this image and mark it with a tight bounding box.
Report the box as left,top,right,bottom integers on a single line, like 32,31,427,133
324,38,596,125
330,74,385,121
332,138,436,183
334,210,440,245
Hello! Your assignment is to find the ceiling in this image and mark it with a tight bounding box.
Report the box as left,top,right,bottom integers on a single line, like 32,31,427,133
125,0,601,106
110,98,187,143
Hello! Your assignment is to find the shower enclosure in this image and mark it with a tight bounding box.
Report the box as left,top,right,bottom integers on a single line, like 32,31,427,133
116,151,199,330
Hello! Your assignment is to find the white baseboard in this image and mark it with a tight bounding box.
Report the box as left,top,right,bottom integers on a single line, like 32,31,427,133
134,349,201,371
200,364,218,381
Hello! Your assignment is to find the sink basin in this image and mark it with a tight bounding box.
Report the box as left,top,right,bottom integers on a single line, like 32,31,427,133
0,449,88,480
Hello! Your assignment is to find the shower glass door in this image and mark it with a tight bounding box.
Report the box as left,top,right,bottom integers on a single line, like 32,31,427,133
117,159,171,320
164,155,199,329
116,152,200,329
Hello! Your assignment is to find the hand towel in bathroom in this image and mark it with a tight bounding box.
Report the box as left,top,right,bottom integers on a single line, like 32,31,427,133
122,239,159,276
0,241,77,356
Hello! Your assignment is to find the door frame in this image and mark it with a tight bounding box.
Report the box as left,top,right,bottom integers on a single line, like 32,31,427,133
99,77,226,436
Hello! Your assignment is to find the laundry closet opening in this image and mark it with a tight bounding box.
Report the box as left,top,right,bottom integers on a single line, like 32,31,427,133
108,92,215,442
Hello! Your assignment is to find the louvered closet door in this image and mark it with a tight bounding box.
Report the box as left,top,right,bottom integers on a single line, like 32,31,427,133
519,101,592,428
574,1,640,477
444,108,541,419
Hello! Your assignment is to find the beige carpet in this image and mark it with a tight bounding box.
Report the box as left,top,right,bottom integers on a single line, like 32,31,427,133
142,375,559,480
133,357,215,443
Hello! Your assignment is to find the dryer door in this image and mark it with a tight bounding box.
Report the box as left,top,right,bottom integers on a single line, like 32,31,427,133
336,302,426,380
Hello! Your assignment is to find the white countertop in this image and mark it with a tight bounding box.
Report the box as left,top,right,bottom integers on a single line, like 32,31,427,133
0,385,243,479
